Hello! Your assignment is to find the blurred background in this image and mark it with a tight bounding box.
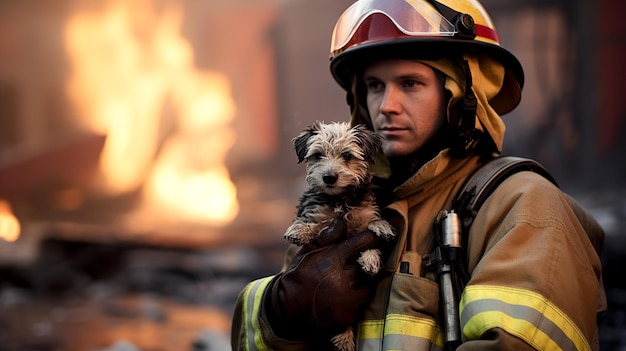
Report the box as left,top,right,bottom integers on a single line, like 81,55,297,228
0,0,624,350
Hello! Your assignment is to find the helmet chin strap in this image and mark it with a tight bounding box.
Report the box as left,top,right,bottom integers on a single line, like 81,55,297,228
450,59,482,158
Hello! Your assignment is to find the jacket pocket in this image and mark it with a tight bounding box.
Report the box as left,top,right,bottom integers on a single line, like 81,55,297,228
358,272,442,351
387,271,440,317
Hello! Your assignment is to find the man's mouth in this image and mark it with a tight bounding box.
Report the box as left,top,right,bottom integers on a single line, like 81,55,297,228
379,126,406,137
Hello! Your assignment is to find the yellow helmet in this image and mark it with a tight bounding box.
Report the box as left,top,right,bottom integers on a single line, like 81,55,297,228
329,0,523,115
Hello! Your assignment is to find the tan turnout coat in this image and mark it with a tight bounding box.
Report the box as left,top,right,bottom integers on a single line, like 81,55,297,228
232,150,605,350
231,52,605,350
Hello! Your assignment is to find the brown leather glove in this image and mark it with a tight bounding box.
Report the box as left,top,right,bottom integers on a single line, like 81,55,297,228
264,217,390,340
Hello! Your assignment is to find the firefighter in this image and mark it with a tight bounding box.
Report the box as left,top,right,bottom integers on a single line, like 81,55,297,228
231,0,606,350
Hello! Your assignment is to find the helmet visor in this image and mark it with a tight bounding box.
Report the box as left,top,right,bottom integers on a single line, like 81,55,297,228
331,0,456,55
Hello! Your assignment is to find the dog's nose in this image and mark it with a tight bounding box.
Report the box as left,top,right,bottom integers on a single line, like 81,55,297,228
323,174,337,185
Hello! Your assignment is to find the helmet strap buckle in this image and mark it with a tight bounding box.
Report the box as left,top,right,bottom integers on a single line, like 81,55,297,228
424,0,477,40
453,14,476,40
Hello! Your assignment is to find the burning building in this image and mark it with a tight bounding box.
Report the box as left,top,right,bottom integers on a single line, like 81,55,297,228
0,0,350,349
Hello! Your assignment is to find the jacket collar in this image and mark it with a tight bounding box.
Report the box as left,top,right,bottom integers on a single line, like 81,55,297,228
393,150,482,203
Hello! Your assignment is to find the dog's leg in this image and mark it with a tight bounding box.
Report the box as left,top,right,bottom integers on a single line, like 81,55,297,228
357,249,382,275
367,218,396,240
331,327,355,351
355,218,395,274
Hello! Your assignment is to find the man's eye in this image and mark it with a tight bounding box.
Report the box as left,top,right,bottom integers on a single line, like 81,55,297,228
341,152,353,161
405,80,419,88
366,81,382,91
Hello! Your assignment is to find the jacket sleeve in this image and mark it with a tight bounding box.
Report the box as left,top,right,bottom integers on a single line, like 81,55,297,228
457,172,604,351
231,246,312,351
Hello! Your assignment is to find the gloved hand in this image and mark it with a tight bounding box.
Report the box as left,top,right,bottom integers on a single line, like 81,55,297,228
264,217,390,340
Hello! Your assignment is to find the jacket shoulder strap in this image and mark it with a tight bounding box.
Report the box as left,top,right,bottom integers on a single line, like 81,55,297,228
452,156,557,230
451,156,607,314
453,155,604,259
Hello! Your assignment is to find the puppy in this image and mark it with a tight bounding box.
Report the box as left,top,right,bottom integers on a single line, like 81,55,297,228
284,121,395,351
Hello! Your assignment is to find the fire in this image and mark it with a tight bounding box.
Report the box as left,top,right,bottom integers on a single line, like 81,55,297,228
142,72,239,225
64,0,239,226
0,200,20,243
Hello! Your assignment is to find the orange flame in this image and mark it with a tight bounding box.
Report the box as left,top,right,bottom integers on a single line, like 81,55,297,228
0,200,20,243
64,0,238,226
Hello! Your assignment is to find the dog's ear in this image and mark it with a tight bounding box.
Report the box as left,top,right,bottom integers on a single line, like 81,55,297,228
292,122,322,163
353,124,382,164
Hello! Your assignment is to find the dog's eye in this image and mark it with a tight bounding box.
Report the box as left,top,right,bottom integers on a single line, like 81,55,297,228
341,152,353,161
308,152,323,161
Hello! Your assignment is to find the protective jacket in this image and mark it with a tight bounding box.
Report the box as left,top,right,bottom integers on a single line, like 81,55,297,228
231,148,606,351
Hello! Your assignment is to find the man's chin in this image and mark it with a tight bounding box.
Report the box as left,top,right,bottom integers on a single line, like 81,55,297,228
382,144,416,159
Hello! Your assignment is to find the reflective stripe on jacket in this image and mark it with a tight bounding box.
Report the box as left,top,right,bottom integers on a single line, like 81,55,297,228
357,314,444,350
461,285,591,351
241,277,274,351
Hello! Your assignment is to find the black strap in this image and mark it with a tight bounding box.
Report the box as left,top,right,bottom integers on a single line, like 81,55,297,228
451,155,603,275
453,156,557,230
449,156,557,289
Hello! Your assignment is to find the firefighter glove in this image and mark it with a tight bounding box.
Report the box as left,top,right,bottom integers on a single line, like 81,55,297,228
264,217,388,340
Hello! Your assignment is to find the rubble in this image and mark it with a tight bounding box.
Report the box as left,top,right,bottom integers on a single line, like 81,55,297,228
0,222,287,351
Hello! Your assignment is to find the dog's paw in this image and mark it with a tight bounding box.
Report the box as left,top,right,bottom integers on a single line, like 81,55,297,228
284,232,309,246
357,249,382,275
368,219,396,240
284,224,313,246
331,327,355,351
284,235,307,246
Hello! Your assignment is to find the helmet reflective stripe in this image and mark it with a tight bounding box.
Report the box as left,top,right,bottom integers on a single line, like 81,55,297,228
460,285,591,351
243,277,274,351
357,314,445,350
475,23,499,44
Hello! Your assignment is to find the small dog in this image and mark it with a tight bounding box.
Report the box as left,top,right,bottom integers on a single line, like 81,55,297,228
284,121,396,351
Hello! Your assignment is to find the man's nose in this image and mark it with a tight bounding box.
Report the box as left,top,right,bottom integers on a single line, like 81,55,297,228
380,86,401,115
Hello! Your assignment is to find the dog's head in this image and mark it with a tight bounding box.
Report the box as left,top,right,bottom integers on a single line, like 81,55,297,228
292,121,382,195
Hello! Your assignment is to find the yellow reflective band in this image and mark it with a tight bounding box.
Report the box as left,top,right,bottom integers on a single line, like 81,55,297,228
243,277,274,351
386,314,441,342
359,319,385,340
460,285,590,351
358,314,444,350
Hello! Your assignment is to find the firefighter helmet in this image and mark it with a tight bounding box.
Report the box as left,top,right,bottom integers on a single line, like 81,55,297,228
329,0,523,115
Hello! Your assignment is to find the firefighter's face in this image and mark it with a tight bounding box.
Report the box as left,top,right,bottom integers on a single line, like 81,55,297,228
364,59,447,159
